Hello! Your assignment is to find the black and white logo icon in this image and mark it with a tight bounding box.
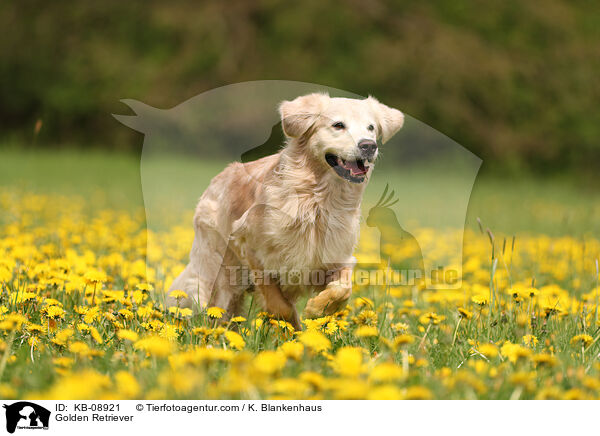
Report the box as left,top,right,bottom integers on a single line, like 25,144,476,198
2,402,50,434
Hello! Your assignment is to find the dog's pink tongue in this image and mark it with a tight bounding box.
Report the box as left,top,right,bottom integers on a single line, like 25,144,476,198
345,160,367,175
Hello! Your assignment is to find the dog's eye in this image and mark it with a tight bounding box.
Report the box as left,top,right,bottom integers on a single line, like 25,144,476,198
367,124,375,131
332,121,346,130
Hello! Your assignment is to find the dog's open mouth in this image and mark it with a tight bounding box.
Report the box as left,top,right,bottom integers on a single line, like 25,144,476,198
325,153,369,183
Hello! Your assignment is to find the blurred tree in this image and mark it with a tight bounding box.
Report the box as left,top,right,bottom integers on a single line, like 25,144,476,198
0,0,599,171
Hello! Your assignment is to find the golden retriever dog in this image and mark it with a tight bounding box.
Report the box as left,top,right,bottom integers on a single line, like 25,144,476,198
167,93,404,329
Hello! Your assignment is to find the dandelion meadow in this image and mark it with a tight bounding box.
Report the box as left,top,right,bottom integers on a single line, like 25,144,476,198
0,151,599,400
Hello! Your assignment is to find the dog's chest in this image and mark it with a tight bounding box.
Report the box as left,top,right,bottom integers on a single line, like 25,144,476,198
260,200,360,272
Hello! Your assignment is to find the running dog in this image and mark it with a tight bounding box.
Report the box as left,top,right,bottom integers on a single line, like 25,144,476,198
167,93,404,329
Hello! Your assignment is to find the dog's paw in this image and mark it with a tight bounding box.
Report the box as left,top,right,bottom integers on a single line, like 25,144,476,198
303,280,352,319
325,279,352,301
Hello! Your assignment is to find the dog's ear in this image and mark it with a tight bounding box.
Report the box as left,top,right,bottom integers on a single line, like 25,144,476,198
367,96,404,144
279,93,329,138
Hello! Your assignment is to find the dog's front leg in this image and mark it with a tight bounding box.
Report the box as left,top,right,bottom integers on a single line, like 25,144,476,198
243,252,301,330
303,265,353,319
258,280,302,331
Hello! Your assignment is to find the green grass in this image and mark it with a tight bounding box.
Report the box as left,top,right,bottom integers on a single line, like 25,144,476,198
1,146,600,399
1,146,598,236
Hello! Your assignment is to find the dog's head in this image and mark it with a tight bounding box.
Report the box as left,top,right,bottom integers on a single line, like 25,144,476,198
279,93,404,183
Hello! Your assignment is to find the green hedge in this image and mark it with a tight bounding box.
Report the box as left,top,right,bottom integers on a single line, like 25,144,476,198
1,0,599,171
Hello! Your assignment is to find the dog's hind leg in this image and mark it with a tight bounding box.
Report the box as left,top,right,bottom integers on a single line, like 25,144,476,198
166,210,229,313
207,246,249,318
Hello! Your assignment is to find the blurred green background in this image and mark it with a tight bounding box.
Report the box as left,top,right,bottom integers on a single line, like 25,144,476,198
0,1,598,240
1,0,599,174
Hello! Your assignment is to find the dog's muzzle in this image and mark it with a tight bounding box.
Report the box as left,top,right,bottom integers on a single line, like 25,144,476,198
358,139,377,161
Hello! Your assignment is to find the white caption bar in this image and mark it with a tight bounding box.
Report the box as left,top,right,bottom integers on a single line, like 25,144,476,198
0,400,590,436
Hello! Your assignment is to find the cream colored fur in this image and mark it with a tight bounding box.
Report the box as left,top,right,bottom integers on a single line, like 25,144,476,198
167,93,404,329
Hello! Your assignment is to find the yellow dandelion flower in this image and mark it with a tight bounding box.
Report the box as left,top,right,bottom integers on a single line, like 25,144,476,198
68,341,90,355
355,325,378,338
191,327,209,337
562,389,590,400
137,305,154,318
298,330,331,353
280,341,304,361
168,307,193,317
458,307,473,319
299,371,325,389
252,350,286,375
253,318,264,329
367,385,403,400
134,336,174,357
357,309,378,326
336,320,350,332
0,313,27,330
42,369,111,399
118,308,134,320
269,378,311,398
325,322,338,335
531,353,557,368
477,343,498,359
472,294,488,306
419,312,445,325
516,313,529,327
115,371,140,398
89,326,103,344
370,362,404,383
207,306,226,319
168,290,188,300
45,305,65,319
224,330,245,350
53,357,74,368
136,283,153,292
570,334,593,348
83,307,101,324
117,329,139,342
331,347,365,377
391,322,409,332
501,341,531,363
52,328,74,346
332,379,369,400
159,324,179,341
403,386,433,400
210,326,226,338
26,323,44,333
354,297,374,308
393,334,415,348
84,270,107,284
9,292,37,305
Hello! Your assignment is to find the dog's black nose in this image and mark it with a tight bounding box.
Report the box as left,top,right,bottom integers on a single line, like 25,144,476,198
358,139,377,160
